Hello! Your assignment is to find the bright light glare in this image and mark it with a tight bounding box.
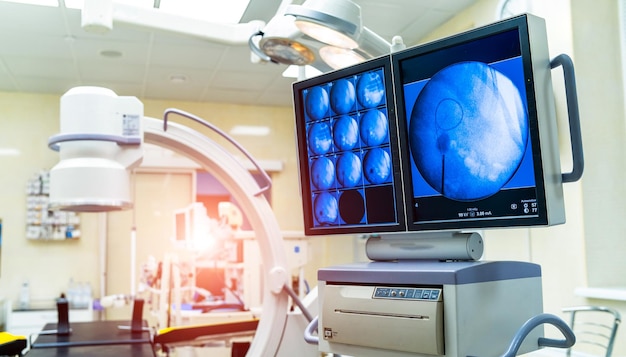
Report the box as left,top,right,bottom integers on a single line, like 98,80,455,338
62,0,251,23
295,20,358,49
0,0,58,6
282,65,323,79
0,148,21,156
320,45,364,70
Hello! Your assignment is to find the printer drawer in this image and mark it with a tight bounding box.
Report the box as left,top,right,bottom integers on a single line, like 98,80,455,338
321,284,444,355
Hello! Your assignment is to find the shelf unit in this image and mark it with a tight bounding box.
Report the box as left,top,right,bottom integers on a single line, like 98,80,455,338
25,170,80,240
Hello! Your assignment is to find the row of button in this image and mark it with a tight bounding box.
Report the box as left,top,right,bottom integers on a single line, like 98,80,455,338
373,287,442,301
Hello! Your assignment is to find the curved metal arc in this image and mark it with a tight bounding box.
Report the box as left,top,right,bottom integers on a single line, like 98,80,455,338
142,116,289,356
162,108,273,197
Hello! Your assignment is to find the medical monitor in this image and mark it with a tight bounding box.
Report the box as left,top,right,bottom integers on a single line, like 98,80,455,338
392,14,565,231
293,14,566,237
293,56,406,236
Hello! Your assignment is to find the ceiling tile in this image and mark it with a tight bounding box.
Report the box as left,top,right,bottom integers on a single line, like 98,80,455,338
78,61,146,82
143,84,206,102
0,2,66,35
71,38,151,64
96,82,146,98
211,70,277,91
200,88,262,105
0,0,481,106
144,65,213,88
13,77,80,94
0,33,73,59
148,42,227,68
3,56,78,79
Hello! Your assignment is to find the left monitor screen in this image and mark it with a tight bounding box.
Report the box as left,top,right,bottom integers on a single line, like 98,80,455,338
293,56,406,236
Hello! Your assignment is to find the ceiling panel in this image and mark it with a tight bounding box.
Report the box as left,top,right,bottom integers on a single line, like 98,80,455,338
0,33,73,58
3,57,78,78
0,0,480,108
0,3,66,34
148,42,226,68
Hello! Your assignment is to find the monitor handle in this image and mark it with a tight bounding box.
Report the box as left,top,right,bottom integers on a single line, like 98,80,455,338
551,53,584,183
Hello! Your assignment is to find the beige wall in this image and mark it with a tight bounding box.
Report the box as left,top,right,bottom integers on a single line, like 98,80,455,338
0,93,101,307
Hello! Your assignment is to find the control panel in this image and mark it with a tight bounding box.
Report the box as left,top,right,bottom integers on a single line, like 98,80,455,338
373,287,442,301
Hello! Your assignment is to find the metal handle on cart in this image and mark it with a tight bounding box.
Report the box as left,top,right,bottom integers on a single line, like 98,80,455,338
551,53,584,183
304,316,319,345
499,313,576,357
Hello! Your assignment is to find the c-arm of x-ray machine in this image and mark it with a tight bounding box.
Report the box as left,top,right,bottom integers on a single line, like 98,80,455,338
47,86,317,356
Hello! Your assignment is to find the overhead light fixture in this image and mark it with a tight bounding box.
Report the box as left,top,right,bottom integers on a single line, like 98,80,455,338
319,45,365,70
281,0,391,70
249,12,316,66
287,0,361,49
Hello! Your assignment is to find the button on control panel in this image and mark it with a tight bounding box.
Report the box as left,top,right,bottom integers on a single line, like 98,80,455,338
372,287,442,301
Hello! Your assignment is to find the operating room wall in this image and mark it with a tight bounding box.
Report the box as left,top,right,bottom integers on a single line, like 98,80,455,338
0,92,101,308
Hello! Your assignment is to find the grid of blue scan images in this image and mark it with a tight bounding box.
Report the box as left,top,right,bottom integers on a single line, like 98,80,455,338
304,68,398,228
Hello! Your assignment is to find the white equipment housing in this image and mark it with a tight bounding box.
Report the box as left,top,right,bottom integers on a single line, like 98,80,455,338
318,260,543,357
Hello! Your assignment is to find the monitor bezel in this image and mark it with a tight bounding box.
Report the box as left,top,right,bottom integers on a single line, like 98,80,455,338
391,14,565,232
293,55,408,236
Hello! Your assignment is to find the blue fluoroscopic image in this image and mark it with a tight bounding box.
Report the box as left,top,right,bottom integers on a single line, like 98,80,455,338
333,115,359,150
409,61,528,201
310,156,335,190
363,147,391,184
359,109,389,146
336,151,362,188
307,122,333,155
314,191,338,225
305,86,329,121
330,79,356,114
357,70,385,108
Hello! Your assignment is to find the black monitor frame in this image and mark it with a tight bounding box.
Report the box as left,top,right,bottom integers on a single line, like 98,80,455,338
293,56,407,236
392,14,565,232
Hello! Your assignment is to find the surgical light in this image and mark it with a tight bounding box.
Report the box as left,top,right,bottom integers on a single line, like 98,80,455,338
282,0,391,71
249,11,317,66
318,45,365,70
47,87,144,212
260,37,316,66
286,0,361,49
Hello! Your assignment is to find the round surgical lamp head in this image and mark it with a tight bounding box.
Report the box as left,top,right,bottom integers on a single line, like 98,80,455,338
286,0,362,49
259,36,316,66
249,12,316,66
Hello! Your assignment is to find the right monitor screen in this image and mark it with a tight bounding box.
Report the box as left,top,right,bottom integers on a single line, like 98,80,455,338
392,14,565,231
